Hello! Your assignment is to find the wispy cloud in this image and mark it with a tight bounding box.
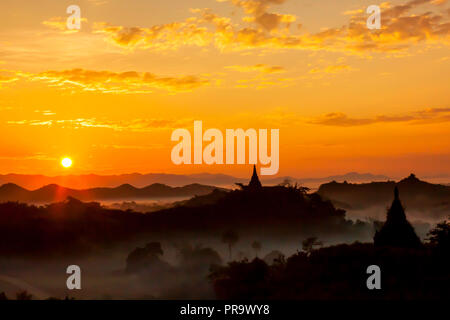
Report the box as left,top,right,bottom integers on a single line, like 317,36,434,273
0,73,18,89
90,0,450,55
226,64,285,73
308,64,356,74
0,153,56,161
34,109,56,116
6,118,194,132
15,68,210,93
219,0,296,31
88,0,108,5
42,17,88,33
0,75,18,83
310,108,450,127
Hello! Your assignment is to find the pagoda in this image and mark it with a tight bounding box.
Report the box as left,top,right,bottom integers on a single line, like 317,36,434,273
374,186,421,248
248,165,262,190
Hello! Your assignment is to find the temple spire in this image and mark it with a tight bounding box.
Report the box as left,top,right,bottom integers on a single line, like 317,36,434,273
374,185,421,248
248,165,262,189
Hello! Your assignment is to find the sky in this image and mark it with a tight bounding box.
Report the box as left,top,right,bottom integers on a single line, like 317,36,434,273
0,0,449,178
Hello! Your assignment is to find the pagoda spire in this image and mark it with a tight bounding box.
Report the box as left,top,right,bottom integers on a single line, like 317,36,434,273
374,185,421,248
248,165,262,189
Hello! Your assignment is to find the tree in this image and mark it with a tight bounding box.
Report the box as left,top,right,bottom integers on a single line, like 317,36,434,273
278,179,293,187
126,242,164,273
427,218,450,251
302,237,323,255
222,230,239,260
16,291,32,300
251,241,262,258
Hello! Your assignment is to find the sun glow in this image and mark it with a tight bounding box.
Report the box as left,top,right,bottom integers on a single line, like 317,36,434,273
61,157,73,168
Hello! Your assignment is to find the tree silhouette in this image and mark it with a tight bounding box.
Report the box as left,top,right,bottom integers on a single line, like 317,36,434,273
16,291,32,300
210,242,450,300
263,250,285,265
222,230,239,260
178,244,222,269
427,218,449,251
126,242,164,273
251,241,262,258
277,178,293,187
302,236,322,255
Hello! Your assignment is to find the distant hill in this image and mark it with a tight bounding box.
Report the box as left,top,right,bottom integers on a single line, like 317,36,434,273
0,183,223,203
292,172,390,187
318,174,450,219
0,172,390,189
0,186,372,256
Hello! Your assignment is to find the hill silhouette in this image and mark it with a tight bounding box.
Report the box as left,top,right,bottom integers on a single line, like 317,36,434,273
150,183,369,237
317,174,450,219
0,184,370,256
0,182,224,203
0,172,391,190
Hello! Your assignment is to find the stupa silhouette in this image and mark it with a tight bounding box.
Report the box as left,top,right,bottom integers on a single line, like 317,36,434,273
248,165,262,189
374,186,421,248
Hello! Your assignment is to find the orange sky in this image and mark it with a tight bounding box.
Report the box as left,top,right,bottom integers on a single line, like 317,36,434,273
0,0,449,178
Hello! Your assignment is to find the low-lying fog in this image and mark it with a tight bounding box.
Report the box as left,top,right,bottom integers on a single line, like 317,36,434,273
0,238,305,300
0,222,436,300
1,191,445,300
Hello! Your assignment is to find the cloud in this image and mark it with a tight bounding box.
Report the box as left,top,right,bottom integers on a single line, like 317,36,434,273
431,0,448,4
340,0,450,53
6,118,194,132
88,0,108,5
42,17,88,33
92,17,217,51
225,64,285,73
0,73,18,89
220,0,296,31
34,110,56,116
309,108,450,127
343,9,364,16
94,144,166,150
0,75,18,83
0,153,56,161
16,68,210,93
91,0,450,55
309,64,355,74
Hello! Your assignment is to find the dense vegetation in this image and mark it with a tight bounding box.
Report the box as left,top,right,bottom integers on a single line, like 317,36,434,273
209,220,450,299
0,186,371,256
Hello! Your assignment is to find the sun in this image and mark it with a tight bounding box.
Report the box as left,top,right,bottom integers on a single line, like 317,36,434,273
61,157,73,168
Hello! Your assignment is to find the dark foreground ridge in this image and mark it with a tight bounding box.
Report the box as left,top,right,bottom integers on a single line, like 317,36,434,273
0,167,448,301
0,167,370,256
0,182,223,203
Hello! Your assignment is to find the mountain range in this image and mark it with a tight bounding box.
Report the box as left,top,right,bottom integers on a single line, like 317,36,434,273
318,174,450,220
0,182,222,203
0,172,391,190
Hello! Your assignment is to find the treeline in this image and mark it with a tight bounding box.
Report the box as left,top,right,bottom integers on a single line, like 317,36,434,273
209,220,450,299
0,186,372,256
